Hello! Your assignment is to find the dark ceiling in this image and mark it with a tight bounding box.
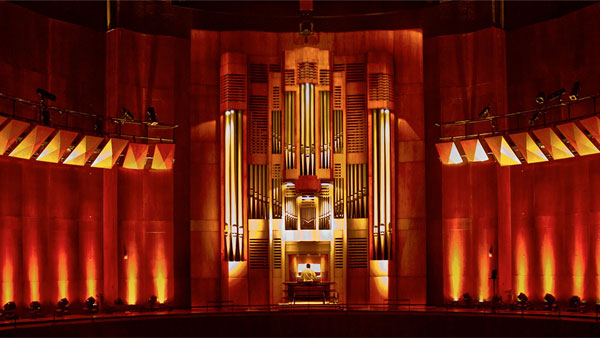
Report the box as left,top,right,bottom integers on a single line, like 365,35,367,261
11,0,597,38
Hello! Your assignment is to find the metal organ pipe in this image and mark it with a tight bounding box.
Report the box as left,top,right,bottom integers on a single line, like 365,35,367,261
373,109,391,260
285,92,295,169
224,110,243,261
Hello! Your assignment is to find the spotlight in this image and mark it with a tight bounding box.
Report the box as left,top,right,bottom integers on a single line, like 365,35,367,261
488,246,493,258
529,111,542,125
544,293,557,311
123,245,128,260
462,293,473,308
122,107,134,121
148,295,158,311
146,107,158,126
479,105,491,119
517,292,528,309
569,82,580,101
569,295,582,312
36,88,56,101
29,301,42,317
84,296,98,314
56,298,70,316
3,301,16,319
547,88,566,102
536,91,545,105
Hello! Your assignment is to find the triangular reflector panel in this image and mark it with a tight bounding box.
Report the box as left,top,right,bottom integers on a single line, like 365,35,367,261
37,130,79,163
459,139,489,162
63,135,103,166
533,127,574,160
0,116,7,128
484,135,521,166
435,142,463,164
556,122,599,156
91,138,129,169
123,143,149,170
151,143,175,170
509,132,548,164
9,125,55,159
0,120,30,154
579,116,600,141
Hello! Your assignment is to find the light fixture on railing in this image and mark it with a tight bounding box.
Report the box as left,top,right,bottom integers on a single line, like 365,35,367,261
122,107,134,121
479,104,491,119
569,82,581,101
547,88,566,102
147,107,158,126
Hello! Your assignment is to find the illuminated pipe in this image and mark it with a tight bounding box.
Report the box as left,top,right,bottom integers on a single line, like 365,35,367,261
310,84,315,175
237,110,243,260
384,110,391,259
225,111,231,259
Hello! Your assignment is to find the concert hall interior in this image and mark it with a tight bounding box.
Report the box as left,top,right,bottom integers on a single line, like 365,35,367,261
1,0,600,336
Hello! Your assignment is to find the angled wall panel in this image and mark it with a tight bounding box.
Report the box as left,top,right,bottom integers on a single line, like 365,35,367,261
484,135,521,166
91,138,129,168
36,130,79,163
532,127,574,160
9,125,55,159
151,143,175,170
459,139,489,162
556,122,599,156
63,135,103,166
122,143,150,170
435,142,463,164
509,132,548,164
0,120,30,154
579,116,600,140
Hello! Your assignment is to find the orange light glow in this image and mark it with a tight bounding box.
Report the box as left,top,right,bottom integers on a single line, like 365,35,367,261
479,245,489,301
127,244,137,305
154,240,167,303
573,226,585,297
541,232,554,296
228,261,246,277
448,231,463,300
86,257,96,298
515,235,528,295
29,254,40,302
58,251,68,299
2,259,13,304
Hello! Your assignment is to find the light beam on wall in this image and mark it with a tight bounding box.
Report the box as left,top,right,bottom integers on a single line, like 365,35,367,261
509,132,548,163
36,130,78,163
2,258,13,305
484,136,521,166
533,127,574,160
541,231,555,297
435,142,463,164
556,122,599,156
459,139,488,162
515,234,528,296
9,125,54,159
58,251,68,300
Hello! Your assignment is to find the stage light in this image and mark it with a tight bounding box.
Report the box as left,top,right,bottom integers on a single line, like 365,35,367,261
544,293,556,311
517,292,528,304
84,296,98,314
536,91,545,105
147,107,158,126
529,110,542,125
148,295,158,310
29,301,42,317
547,88,566,102
56,297,70,316
123,245,128,260
36,88,56,101
569,295,581,309
478,105,491,119
4,301,16,312
488,246,493,258
569,82,580,101
122,107,134,121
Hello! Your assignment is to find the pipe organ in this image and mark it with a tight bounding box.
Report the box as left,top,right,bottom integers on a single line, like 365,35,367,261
219,47,395,302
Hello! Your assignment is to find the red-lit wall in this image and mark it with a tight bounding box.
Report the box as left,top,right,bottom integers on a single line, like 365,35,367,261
0,2,182,308
425,3,600,304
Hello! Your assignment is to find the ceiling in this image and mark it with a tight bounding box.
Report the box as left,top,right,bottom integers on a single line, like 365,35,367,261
11,0,597,38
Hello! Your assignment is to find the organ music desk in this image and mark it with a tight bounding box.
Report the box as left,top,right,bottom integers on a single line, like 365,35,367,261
284,282,334,304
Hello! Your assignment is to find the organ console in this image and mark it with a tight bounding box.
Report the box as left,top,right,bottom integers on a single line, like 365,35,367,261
220,46,395,303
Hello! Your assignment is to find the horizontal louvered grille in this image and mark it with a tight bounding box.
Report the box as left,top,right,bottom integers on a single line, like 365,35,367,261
347,237,368,268
220,74,246,103
369,73,393,101
346,95,367,154
249,238,269,269
249,64,268,83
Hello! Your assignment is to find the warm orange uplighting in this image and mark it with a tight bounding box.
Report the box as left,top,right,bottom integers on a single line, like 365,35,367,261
448,231,463,300
541,232,555,296
58,251,68,299
572,226,585,297
154,240,167,303
2,259,13,305
28,255,40,302
479,245,490,301
86,258,96,299
127,244,138,305
515,235,528,295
